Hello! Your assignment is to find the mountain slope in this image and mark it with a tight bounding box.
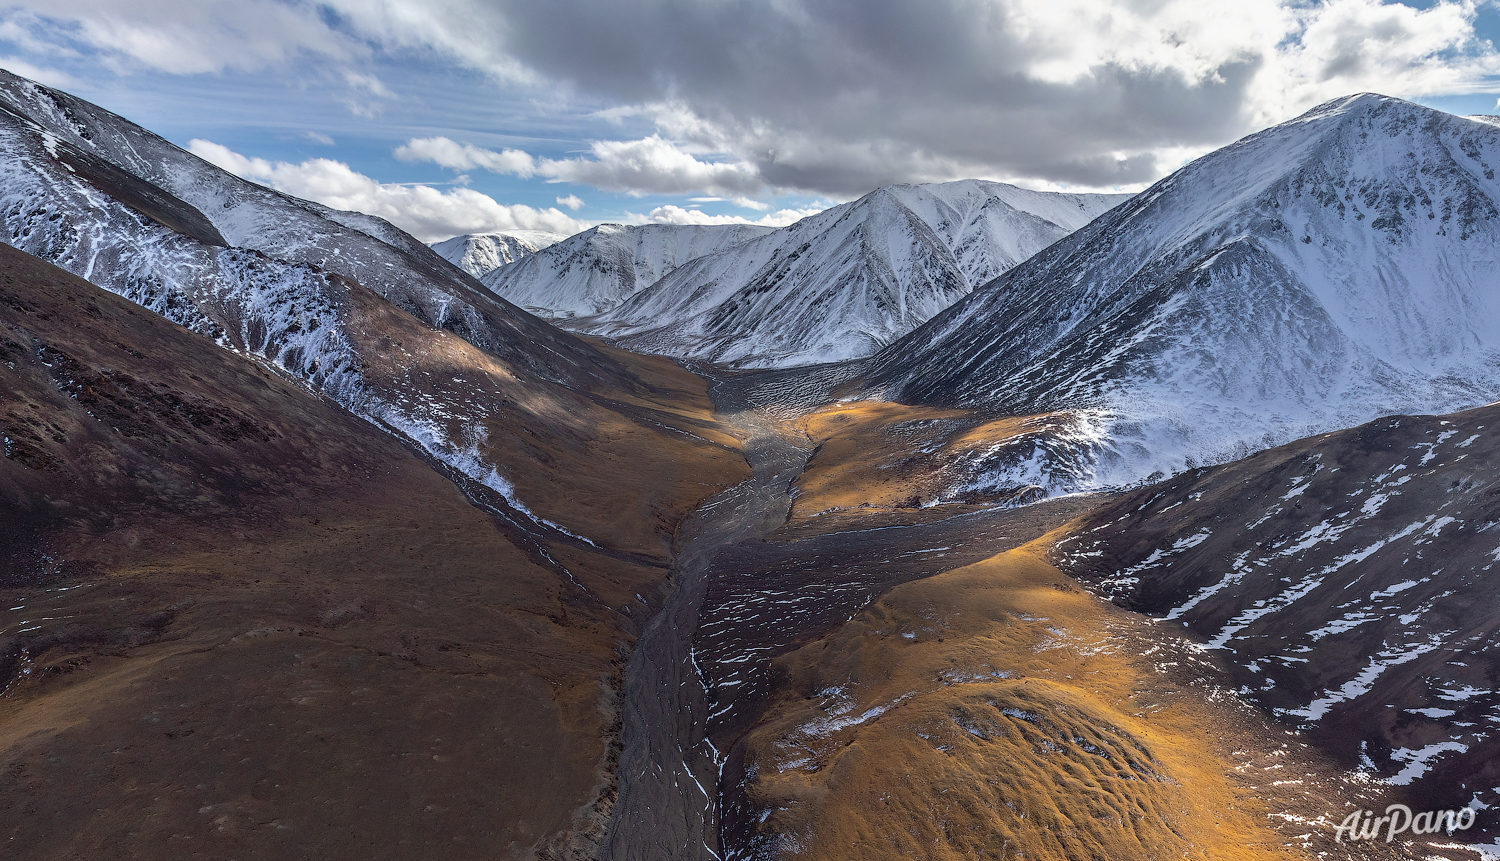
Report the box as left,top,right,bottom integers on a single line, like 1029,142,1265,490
862,95,1500,492
0,68,748,559
1054,402,1500,837
482,222,774,318
0,242,651,859
0,70,764,860
430,230,566,279
578,180,1128,368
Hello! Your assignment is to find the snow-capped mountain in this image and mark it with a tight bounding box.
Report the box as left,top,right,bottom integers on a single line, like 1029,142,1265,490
863,95,1500,492
575,180,1129,368
0,69,726,544
0,71,609,384
430,230,566,279
481,222,774,318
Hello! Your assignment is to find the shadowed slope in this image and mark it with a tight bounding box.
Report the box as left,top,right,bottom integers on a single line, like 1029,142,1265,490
0,67,749,564
0,244,740,859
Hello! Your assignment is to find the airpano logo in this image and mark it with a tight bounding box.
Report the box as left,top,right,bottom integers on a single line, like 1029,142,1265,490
1333,804,1476,843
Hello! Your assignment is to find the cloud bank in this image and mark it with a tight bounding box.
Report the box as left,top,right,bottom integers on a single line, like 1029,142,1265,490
395,134,762,197
187,139,588,242
190,139,803,237
631,204,823,228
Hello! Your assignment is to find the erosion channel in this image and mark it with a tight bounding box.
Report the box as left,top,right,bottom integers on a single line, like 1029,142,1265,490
603,371,814,861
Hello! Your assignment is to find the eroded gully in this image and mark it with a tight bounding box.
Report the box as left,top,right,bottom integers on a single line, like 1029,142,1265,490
602,371,813,861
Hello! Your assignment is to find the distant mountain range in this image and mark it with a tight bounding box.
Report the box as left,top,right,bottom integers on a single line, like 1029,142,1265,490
566,180,1127,367
481,222,775,318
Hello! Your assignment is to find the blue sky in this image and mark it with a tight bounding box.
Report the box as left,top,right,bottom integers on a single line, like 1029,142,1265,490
2,0,1497,242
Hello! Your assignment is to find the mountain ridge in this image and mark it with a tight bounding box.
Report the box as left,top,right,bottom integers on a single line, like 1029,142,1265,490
571,179,1129,368
0,68,757,559
858,94,1500,495
481,221,775,319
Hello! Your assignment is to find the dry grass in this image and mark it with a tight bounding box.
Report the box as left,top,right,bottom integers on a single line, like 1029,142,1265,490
344,292,749,563
789,402,1067,519
736,537,1310,861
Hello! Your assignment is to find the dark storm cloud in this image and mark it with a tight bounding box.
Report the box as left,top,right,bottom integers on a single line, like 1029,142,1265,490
483,0,1262,191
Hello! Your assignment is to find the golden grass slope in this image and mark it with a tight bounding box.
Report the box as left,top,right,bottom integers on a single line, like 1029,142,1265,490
342,289,748,563
790,402,1073,519
733,535,1402,860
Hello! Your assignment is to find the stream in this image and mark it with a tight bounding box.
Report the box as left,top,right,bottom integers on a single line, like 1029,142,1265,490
602,372,813,861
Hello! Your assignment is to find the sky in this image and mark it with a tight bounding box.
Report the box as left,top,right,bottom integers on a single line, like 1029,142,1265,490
0,0,1498,242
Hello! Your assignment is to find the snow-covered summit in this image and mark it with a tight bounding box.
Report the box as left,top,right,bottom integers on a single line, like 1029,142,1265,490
481,222,774,319
865,94,1500,491
431,231,567,279
574,179,1129,368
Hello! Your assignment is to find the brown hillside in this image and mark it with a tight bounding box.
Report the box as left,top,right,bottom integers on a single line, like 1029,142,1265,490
0,243,744,860
1056,403,1500,843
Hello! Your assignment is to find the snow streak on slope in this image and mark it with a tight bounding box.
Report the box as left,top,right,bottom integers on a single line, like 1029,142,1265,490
867,95,1500,492
430,230,566,279
577,180,1127,369
0,70,655,532
482,222,774,319
1056,405,1500,812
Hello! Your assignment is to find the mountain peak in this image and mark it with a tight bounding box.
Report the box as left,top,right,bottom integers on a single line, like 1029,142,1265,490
481,220,776,318
574,179,1129,368
864,91,1500,493
430,230,565,279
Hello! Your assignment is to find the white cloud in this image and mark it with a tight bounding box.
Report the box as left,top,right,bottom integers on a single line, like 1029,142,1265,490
0,2,360,75
555,194,584,210
395,136,538,176
6,1,1500,193
397,133,764,197
335,70,396,117
187,139,587,242
343,70,394,99
0,57,79,89
1255,0,1500,122
546,135,761,196
631,204,821,228
302,131,335,146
